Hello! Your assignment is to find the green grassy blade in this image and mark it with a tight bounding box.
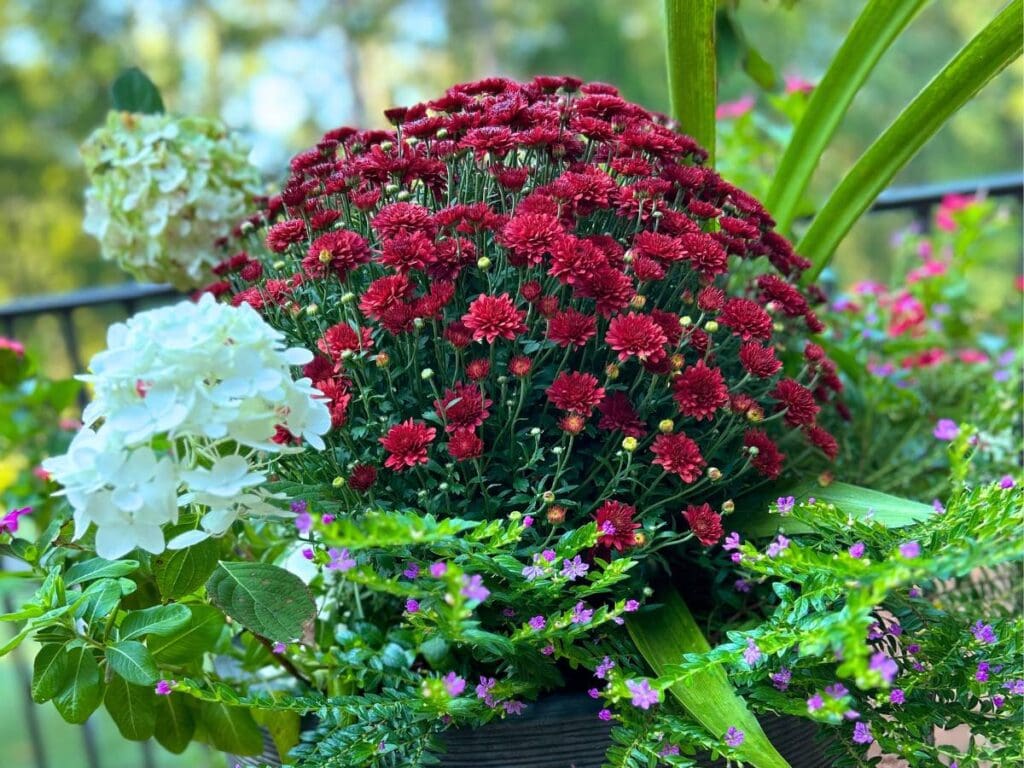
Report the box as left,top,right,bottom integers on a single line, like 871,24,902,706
664,0,717,163
798,0,1023,283
627,587,791,768
764,0,929,232
733,481,935,538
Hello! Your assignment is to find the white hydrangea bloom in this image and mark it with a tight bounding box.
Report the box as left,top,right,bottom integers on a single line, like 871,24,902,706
43,295,331,560
81,111,262,288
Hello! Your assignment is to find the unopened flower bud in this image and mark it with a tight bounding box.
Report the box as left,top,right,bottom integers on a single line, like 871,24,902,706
380,141,394,151
642,586,654,597
658,419,674,434
529,427,542,436
546,505,567,524
376,352,390,367
680,315,693,327
340,349,353,360
605,363,620,380
420,368,434,380
765,301,779,313
704,320,719,333
634,532,647,546
623,249,635,263
818,471,834,487
551,446,563,455
240,220,255,235
305,303,319,316
341,292,356,304
436,128,449,139
707,467,722,481
439,482,449,491
630,295,647,310
272,260,286,270
747,445,760,456
722,500,735,513
332,476,345,488
413,317,425,329
385,183,399,194
542,491,556,504
622,437,638,452
670,354,685,371
747,407,764,422
477,256,492,270
773,322,785,333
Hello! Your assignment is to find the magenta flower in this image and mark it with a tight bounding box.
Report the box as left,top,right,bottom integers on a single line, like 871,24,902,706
429,561,447,578
933,419,959,440
597,709,612,721
560,555,589,581
716,95,755,120
899,540,921,559
272,642,286,654
443,672,466,697
327,547,356,571
624,599,640,612
403,562,420,579
848,541,865,559
0,506,31,534
999,475,1016,489
405,598,420,613
154,680,174,696
460,574,490,602
625,678,660,710
724,726,745,748
852,722,873,745
528,615,546,631
807,693,824,712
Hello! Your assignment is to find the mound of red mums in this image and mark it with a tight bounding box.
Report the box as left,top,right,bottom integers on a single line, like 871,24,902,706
206,75,844,553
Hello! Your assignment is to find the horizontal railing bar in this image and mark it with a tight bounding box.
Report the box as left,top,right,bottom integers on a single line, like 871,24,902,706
0,174,1020,320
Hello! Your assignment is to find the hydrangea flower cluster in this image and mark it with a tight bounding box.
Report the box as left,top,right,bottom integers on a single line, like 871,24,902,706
208,76,843,553
42,294,330,558
81,111,262,288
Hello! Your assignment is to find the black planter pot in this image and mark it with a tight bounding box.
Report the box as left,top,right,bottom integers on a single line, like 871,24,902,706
227,693,832,768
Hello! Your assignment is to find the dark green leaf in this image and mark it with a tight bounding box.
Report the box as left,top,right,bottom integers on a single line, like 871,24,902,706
104,675,157,740
119,604,191,641
154,538,219,599
195,701,264,755
53,646,103,724
31,642,71,703
154,693,196,754
65,558,140,586
110,67,165,114
74,578,124,625
253,709,300,762
149,605,225,664
106,640,159,685
206,561,316,643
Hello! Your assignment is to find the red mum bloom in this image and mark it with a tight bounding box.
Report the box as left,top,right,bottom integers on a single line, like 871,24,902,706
372,202,436,239
575,265,635,317
547,308,597,348
318,322,374,360
632,230,684,262
719,298,774,341
447,429,484,461
498,213,566,266
651,433,705,482
548,237,606,285
466,358,490,381
595,500,640,551
757,274,809,317
559,413,588,435
379,419,436,471
508,355,533,377
360,274,413,320
349,463,377,492
672,361,728,421
739,343,781,378
315,378,352,428
547,371,605,414
680,232,728,277
265,219,307,252
302,229,371,279
697,285,725,311
805,424,839,460
683,503,723,546
772,379,820,426
597,392,646,437
650,309,682,346
433,383,492,433
443,319,474,348
520,280,543,302
462,293,528,343
378,231,436,273
744,429,785,479
631,254,666,282
605,312,668,363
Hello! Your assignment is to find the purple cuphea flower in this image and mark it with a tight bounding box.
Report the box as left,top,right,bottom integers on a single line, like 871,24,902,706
890,689,905,705
560,555,589,581
625,679,660,710
571,601,593,624
405,598,420,613
852,722,873,745
743,638,762,666
776,496,796,515
767,534,790,558
155,680,174,695
999,475,1016,489
898,540,920,559
597,709,612,721
869,652,898,684
972,621,997,644
807,694,824,712
443,672,466,697
933,419,959,440
327,547,356,571
771,667,791,691
724,727,745,747
595,656,615,679
528,615,546,631
460,574,489,602
429,561,447,578
848,541,866,559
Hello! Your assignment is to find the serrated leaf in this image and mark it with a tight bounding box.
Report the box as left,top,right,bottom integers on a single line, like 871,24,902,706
206,561,316,643
65,558,140,586
53,646,103,724
106,640,159,685
32,642,71,703
149,605,225,664
153,538,219,599
627,587,790,768
104,675,157,740
154,692,196,754
196,701,264,755
119,604,191,641
110,67,164,114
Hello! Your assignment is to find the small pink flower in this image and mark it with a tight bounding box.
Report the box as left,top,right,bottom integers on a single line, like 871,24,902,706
784,74,815,94
155,680,174,695
715,95,755,120
0,507,31,534
935,193,976,231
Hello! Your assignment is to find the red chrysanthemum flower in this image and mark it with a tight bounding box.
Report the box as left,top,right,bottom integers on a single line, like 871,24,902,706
447,429,484,461
772,378,820,427
379,419,436,471
683,503,723,546
574,265,635,317
348,463,377,492
372,201,436,240
697,285,725,312
303,355,335,382
595,500,640,551
650,309,682,347
631,230,684,263
739,342,781,379
651,433,705,483
559,413,588,435
315,378,352,428
631,254,666,282
520,280,543,302
265,219,307,252
318,322,374,360
466,358,490,381
672,361,728,421
302,229,371,279
508,355,533,377
360,274,413,320
546,371,605,414
548,237,606,285
547,308,598,348
804,342,827,364
462,293,528,343
805,424,839,460
605,312,668,363
497,212,566,266
433,383,493,433
443,319,474,348
744,429,785,479
597,392,646,438
679,232,728,278
757,274,809,317
378,231,436,273
719,298,774,341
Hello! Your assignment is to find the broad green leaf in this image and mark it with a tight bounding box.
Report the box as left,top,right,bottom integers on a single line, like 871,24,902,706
734,481,934,538
195,701,264,755
74,578,126,625
65,558,140,586
665,0,717,162
764,0,929,232
104,675,157,740
106,640,159,685
154,538,219,599
253,709,300,762
154,693,196,754
32,642,71,703
119,604,191,641
0,602,80,657
53,646,103,724
149,605,225,664
627,587,790,768
110,67,165,114
799,0,1023,281
206,562,316,643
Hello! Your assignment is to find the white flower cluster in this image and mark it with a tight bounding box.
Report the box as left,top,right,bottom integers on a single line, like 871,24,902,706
81,111,262,288
43,295,331,560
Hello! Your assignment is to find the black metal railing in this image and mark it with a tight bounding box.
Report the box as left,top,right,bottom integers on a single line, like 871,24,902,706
0,172,1021,768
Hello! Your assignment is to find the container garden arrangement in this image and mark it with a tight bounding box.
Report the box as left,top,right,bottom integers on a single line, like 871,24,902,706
1,2,1021,767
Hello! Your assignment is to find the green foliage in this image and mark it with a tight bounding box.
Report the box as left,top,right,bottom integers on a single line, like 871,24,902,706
206,561,317,642
664,0,718,162
110,67,165,114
